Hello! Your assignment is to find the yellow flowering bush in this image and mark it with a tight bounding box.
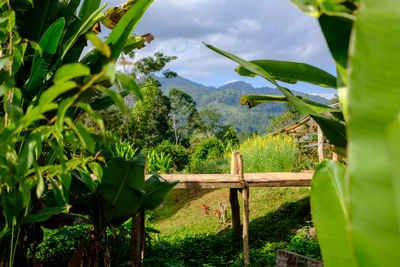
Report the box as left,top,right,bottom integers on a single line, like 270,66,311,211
238,134,298,172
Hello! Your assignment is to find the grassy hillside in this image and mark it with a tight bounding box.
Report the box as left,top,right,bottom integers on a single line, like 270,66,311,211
146,187,320,266
158,76,330,133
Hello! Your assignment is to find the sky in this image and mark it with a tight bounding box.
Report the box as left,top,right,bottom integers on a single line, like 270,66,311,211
101,0,337,96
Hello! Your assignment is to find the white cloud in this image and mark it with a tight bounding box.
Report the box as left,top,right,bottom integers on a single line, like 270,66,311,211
101,0,336,93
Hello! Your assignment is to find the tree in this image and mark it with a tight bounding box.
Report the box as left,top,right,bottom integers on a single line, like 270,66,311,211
134,52,177,81
127,52,178,148
131,82,172,148
168,88,201,145
199,107,223,138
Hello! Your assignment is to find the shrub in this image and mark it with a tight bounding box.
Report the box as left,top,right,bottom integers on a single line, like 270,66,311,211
147,150,174,174
285,227,321,261
189,158,230,174
190,138,224,169
154,140,190,171
239,134,298,172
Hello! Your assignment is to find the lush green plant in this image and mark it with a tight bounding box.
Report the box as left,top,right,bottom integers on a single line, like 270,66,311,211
190,137,224,169
147,150,174,174
0,0,157,265
238,134,298,172
154,140,190,171
285,226,321,261
107,139,138,161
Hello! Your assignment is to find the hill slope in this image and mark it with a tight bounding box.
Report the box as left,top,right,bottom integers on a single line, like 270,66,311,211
158,76,330,133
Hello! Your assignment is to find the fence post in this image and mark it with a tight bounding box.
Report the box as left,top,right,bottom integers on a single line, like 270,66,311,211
229,151,241,232
332,145,339,161
239,154,250,266
317,125,325,163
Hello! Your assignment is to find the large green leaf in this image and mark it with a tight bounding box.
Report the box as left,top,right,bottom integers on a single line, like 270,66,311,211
53,63,90,84
347,1,400,265
141,173,178,211
311,160,356,266
22,207,67,224
240,94,341,115
97,158,145,220
64,118,96,154
24,17,65,93
17,0,59,43
235,60,337,88
106,0,154,58
38,81,77,108
318,14,353,70
58,3,106,66
78,0,101,21
117,74,142,100
58,0,80,22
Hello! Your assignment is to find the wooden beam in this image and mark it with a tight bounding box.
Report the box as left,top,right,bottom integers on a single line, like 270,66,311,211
230,152,241,232
145,172,314,189
317,125,325,163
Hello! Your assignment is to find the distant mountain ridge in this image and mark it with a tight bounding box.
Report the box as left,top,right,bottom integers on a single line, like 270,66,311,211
158,76,331,133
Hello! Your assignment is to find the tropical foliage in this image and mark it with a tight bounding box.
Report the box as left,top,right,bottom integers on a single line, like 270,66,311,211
0,0,178,266
207,0,400,266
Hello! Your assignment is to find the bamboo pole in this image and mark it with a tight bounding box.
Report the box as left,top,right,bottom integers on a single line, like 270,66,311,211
239,154,250,266
317,126,325,163
230,152,241,232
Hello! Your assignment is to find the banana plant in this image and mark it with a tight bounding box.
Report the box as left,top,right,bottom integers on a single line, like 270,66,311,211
68,141,178,266
207,0,400,266
0,0,154,265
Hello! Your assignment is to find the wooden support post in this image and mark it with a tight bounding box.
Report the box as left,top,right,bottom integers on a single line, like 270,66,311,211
317,125,325,163
230,152,241,232
332,145,339,162
131,213,142,267
130,160,147,267
239,154,250,266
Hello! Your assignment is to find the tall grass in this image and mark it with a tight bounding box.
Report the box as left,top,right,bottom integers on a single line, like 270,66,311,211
238,134,298,172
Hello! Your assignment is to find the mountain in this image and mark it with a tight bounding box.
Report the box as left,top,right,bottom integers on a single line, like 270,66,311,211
158,76,330,133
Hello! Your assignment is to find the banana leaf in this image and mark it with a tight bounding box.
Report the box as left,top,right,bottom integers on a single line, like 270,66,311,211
235,59,337,88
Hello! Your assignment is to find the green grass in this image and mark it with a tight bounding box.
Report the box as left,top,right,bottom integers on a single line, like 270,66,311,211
145,187,320,266
35,187,320,266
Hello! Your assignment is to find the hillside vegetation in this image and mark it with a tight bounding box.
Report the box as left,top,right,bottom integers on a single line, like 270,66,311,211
159,76,330,133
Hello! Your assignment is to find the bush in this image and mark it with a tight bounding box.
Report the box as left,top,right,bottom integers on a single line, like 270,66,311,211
190,138,224,169
154,140,190,171
147,150,174,174
285,227,321,261
189,158,230,174
239,134,298,172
